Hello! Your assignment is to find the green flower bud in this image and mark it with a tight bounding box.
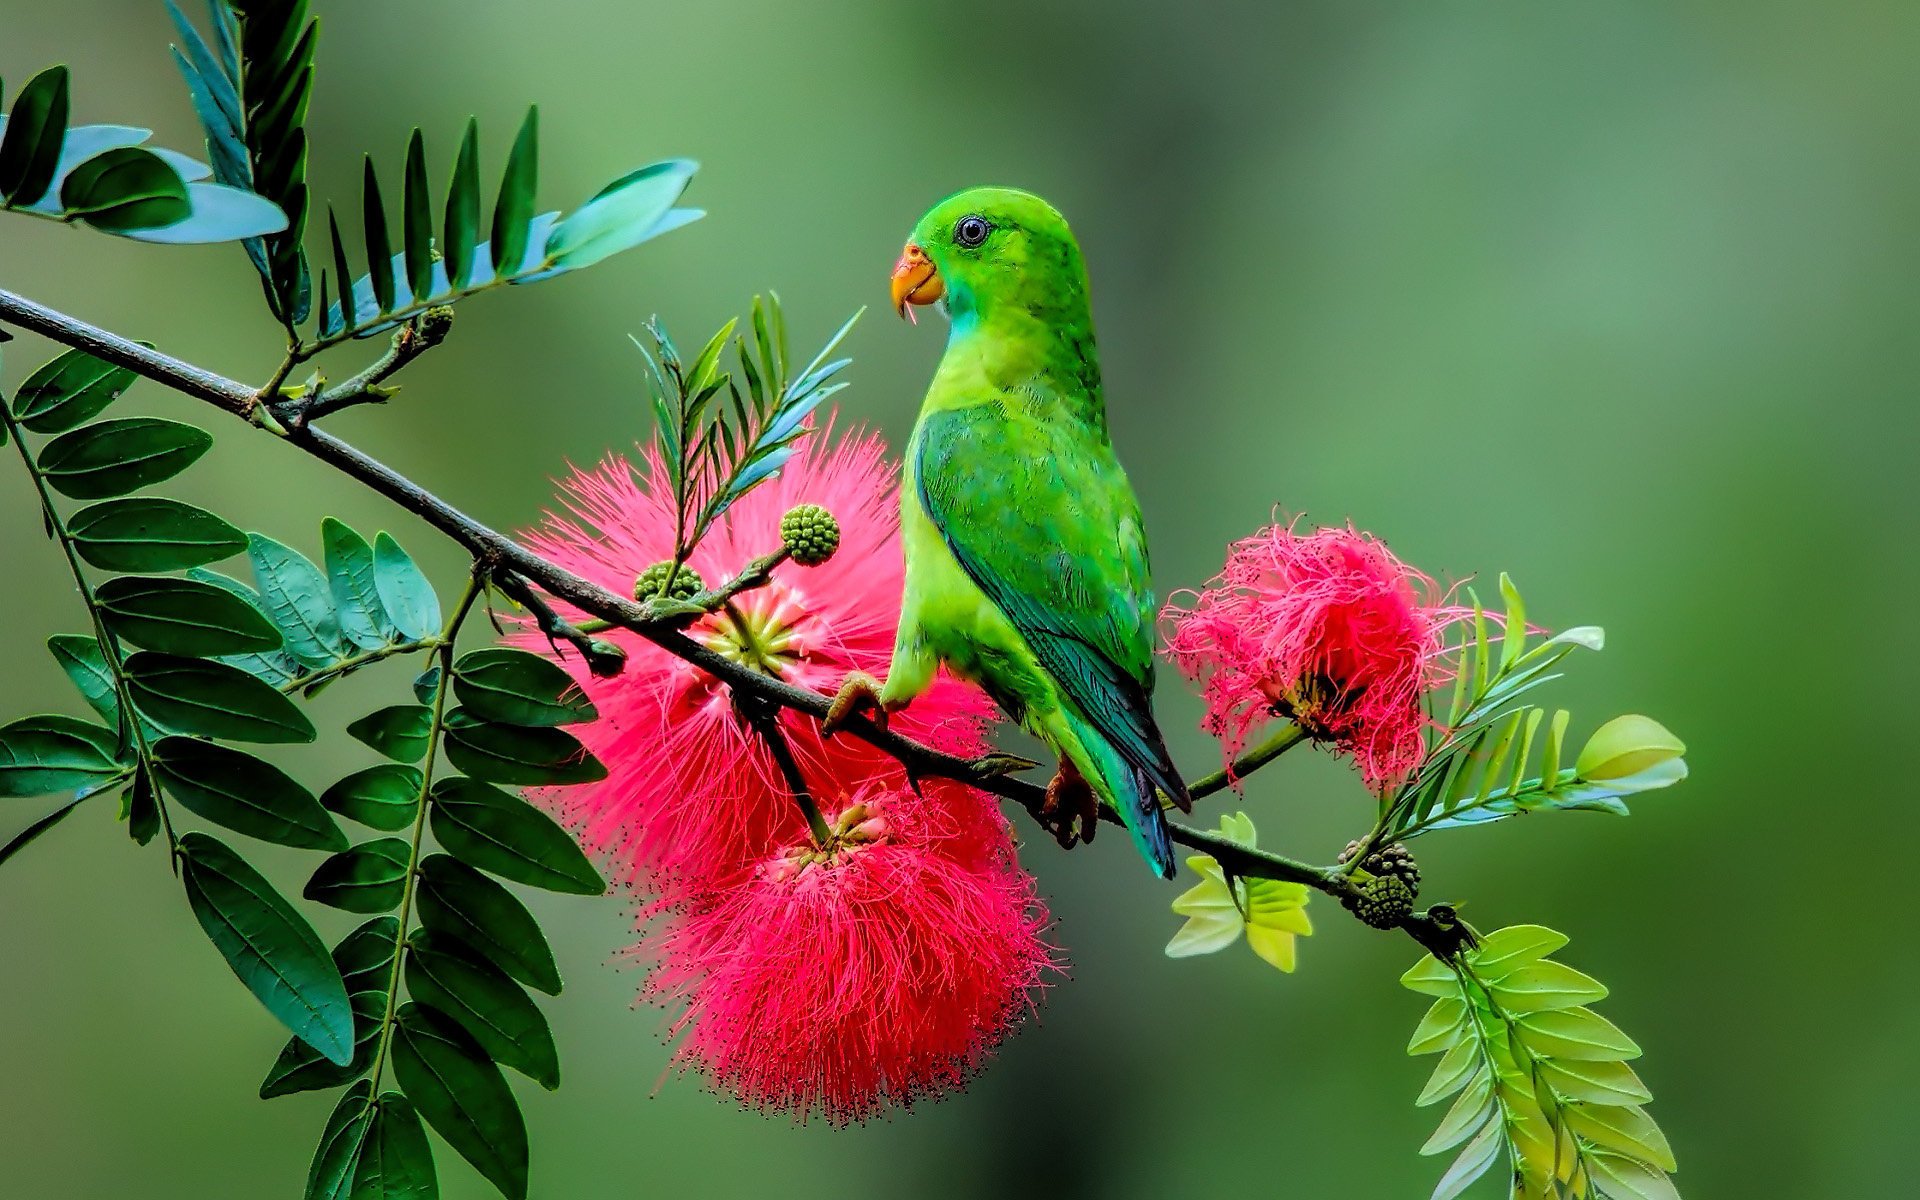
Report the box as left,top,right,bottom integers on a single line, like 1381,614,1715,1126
635,560,705,602
780,504,840,566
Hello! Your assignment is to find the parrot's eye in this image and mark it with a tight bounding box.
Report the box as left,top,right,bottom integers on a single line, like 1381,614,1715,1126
954,215,992,249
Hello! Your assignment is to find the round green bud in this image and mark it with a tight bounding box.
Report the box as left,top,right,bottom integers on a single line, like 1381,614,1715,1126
1346,875,1417,929
635,560,705,602
780,504,841,567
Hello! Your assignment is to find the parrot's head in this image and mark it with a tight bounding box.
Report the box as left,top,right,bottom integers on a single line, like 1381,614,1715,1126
891,186,1090,328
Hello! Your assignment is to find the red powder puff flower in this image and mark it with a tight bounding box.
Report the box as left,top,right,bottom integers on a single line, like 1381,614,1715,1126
639,780,1054,1123
1162,520,1472,789
516,423,996,893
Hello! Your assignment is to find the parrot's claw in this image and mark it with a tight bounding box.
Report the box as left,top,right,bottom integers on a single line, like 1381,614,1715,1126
823,672,888,736
1038,760,1099,850
968,752,1041,778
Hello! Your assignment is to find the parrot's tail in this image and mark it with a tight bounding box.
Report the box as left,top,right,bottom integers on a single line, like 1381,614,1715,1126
1063,710,1176,879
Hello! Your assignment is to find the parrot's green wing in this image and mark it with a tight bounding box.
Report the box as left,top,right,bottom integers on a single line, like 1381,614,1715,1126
916,403,1188,808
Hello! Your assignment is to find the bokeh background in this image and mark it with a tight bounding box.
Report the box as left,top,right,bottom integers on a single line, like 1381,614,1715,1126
3,2,1915,1196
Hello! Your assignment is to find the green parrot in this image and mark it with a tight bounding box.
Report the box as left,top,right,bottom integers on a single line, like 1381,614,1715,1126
828,186,1189,878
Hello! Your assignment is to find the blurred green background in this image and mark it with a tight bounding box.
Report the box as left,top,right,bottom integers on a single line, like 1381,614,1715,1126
3,1,1915,1196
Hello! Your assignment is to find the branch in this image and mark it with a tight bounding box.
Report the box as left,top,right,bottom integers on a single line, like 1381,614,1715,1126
0,286,1456,956
280,307,454,426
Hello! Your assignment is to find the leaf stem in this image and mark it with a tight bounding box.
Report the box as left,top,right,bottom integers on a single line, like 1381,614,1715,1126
363,566,485,1097
1183,721,1308,803
277,637,441,695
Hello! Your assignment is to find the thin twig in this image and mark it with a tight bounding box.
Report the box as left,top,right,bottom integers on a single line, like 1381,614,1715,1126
285,308,454,426
0,286,1460,957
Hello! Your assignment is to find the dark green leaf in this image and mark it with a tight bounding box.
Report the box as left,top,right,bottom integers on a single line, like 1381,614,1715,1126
60,147,191,231
0,714,121,797
126,760,159,845
97,575,283,656
414,855,560,995
248,532,349,666
12,346,139,433
127,653,316,743
260,988,383,1099
412,666,442,706
489,107,538,277
347,705,433,763
178,831,354,1064
323,764,423,832
336,915,404,993
187,568,308,684
0,794,88,867
0,66,70,206
429,777,602,895
391,1003,528,1200
444,119,479,290
362,156,395,314
305,838,411,913
402,129,434,303
451,647,596,727
372,532,440,640
46,633,119,723
67,497,245,571
306,1081,374,1200
328,206,357,337
165,1,248,188
351,1092,439,1200
543,158,698,271
322,518,401,650
406,931,558,1088
442,711,604,786
154,736,344,850
37,416,212,499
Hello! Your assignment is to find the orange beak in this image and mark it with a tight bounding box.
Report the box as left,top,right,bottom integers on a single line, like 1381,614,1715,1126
890,242,943,322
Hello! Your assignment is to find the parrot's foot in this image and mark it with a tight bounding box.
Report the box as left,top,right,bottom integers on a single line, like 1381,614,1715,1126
968,752,1042,778
1038,759,1099,850
823,671,888,735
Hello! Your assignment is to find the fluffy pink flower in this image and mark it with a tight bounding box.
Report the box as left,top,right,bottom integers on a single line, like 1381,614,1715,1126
1162,520,1471,789
517,423,996,892
639,780,1054,1124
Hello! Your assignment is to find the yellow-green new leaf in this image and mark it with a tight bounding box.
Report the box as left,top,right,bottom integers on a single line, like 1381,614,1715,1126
1577,714,1685,782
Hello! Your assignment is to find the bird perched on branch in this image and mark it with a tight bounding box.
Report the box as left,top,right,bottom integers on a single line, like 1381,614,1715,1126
826,186,1188,878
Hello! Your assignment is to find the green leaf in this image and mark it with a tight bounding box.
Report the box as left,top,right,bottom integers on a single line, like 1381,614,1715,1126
335,915,404,993
406,931,559,1088
11,346,139,433
59,146,191,231
1576,714,1686,782
428,777,602,894
0,794,88,867
1563,1103,1678,1172
372,532,440,641
322,518,401,650
0,66,70,206
542,158,698,271
328,206,357,337
1587,1150,1682,1200
47,634,119,723
451,647,596,727
442,711,605,786
489,107,538,278
444,119,479,290
1415,1040,1482,1107
186,568,308,684
1469,924,1570,979
248,532,349,666
97,575,283,656
259,987,383,1099
1539,1058,1652,1107
1515,1006,1642,1062
1400,954,1460,999
350,1092,439,1200
362,156,395,315
1488,959,1609,1014
126,653,316,743
0,711,121,798
36,416,212,499
125,760,160,845
1429,1119,1502,1200
1407,996,1468,1055
347,705,434,763
414,854,560,995
153,736,345,850
305,1081,374,1200
178,831,353,1065
67,497,246,571
305,838,412,913
391,1002,529,1200
322,765,423,832
1419,1069,1494,1155
402,129,434,303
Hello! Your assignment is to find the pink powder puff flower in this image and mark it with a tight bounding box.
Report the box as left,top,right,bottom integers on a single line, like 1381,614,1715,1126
515,422,997,893
639,780,1054,1124
1162,520,1472,790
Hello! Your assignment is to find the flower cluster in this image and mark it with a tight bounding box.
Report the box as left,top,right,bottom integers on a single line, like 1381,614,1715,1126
1162,520,1471,789
518,422,1053,1122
